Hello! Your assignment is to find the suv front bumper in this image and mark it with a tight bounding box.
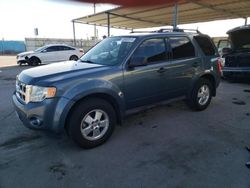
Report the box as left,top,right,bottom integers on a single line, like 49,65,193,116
12,93,73,133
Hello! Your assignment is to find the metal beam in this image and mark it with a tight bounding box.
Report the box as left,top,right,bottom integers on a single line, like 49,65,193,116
188,0,245,19
72,21,76,46
107,12,164,26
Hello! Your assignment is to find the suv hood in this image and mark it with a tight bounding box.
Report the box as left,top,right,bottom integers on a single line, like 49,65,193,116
227,25,250,52
18,61,105,85
17,51,34,56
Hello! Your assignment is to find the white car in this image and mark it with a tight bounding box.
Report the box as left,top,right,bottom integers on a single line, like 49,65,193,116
17,44,84,66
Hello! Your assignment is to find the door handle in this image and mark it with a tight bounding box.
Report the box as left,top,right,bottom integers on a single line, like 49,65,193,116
157,67,167,73
192,62,199,68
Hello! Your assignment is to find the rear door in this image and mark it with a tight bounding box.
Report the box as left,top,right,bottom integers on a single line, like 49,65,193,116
165,36,200,96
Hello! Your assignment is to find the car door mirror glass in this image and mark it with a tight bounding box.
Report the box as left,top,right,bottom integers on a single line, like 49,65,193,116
128,56,147,68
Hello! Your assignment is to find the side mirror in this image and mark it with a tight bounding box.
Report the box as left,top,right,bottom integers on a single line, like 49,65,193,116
128,56,148,68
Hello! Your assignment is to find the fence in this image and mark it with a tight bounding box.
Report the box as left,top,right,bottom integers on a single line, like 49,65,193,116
0,41,26,55
25,38,98,52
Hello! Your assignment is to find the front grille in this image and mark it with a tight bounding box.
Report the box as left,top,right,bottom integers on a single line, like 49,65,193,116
16,80,27,103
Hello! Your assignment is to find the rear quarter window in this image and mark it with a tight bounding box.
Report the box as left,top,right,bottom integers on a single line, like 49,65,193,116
194,36,217,56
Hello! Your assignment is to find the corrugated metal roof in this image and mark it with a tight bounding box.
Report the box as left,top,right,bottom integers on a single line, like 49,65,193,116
73,0,250,29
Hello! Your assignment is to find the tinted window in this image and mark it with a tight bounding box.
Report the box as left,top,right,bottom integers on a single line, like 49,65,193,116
61,46,75,51
46,46,60,52
194,36,216,56
169,37,195,59
132,38,167,63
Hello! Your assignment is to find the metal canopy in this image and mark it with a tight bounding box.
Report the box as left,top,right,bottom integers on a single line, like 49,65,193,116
73,0,250,30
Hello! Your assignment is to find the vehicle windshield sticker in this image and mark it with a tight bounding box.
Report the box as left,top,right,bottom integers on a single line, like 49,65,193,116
121,38,136,43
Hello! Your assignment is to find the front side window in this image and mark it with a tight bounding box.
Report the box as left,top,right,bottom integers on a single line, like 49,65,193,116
46,46,60,52
80,37,136,66
131,38,167,64
169,37,195,59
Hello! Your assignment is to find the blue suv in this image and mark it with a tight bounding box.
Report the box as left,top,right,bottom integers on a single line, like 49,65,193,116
13,29,221,148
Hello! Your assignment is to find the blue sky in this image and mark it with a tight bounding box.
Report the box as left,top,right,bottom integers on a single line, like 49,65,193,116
0,0,248,40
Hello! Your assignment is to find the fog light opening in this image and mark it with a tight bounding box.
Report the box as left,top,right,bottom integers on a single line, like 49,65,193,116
29,117,42,127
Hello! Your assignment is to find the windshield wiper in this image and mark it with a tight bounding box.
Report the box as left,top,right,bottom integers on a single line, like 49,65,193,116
80,59,96,64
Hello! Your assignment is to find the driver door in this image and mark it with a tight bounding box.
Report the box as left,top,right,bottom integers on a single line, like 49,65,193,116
123,38,170,109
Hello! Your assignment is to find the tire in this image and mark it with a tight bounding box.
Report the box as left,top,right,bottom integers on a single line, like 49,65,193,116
28,57,41,66
187,78,213,111
67,98,116,148
69,55,78,61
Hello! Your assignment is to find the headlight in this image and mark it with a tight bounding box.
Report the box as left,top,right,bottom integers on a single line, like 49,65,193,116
26,85,56,103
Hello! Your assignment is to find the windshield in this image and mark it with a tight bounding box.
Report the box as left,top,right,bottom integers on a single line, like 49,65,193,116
80,36,136,66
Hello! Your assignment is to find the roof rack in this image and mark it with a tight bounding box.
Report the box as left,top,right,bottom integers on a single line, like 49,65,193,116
130,28,202,34
157,28,201,34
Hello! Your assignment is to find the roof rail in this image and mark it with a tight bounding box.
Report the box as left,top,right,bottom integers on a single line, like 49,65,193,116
156,28,202,34
130,28,202,34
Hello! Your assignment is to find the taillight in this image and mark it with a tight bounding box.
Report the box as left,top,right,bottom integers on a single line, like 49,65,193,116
217,58,223,75
79,49,84,53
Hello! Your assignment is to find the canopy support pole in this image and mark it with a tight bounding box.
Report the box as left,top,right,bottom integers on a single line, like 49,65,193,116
173,2,178,30
107,12,110,37
72,21,76,46
245,18,248,25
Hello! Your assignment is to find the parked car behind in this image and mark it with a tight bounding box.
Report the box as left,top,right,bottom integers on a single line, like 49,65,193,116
17,44,84,66
13,29,221,148
218,25,250,79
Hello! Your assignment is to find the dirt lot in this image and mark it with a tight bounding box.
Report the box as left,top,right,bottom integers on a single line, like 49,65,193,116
0,56,17,67
0,56,250,188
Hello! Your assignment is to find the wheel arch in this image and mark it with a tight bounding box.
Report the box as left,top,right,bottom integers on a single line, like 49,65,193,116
64,92,123,131
200,74,216,96
29,56,41,63
189,73,216,98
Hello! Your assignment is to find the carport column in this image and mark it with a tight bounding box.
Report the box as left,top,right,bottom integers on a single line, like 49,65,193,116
173,2,178,30
107,12,110,37
245,18,248,25
72,20,76,46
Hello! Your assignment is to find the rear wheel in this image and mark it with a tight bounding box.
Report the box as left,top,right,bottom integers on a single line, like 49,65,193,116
69,55,78,61
67,98,116,148
28,57,41,66
187,78,213,111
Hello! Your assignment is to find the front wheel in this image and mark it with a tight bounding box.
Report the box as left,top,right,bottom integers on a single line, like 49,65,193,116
28,57,40,66
67,98,116,148
187,79,213,111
